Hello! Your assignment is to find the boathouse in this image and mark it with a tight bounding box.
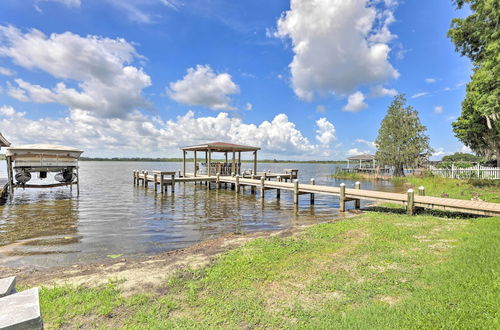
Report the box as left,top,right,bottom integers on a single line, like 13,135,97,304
347,153,376,169
181,142,260,177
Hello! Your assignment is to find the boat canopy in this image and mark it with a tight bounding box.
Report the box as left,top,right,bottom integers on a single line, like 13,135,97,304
6,144,83,159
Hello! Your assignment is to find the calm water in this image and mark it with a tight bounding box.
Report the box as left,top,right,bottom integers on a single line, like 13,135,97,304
0,162,397,268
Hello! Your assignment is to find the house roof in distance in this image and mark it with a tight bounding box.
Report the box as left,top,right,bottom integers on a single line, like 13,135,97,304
181,142,260,152
347,153,375,161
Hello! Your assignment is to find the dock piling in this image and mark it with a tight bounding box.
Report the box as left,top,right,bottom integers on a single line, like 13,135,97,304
310,178,315,204
235,175,240,193
260,177,265,199
153,173,158,192
418,186,425,196
407,189,415,215
293,180,299,204
251,175,256,194
339,183,346,212
276,176,281,199
355,181,361,209
144,171,148,188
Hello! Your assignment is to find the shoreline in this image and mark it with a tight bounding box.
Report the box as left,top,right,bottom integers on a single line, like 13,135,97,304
0,210,362,294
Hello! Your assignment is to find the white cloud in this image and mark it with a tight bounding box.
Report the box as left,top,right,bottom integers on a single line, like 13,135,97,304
347,148,368,157
0,106,335,157
343,91,367,112
460,144,472,153
168,65,240,111
315,118,336,145
434,106,443,114
316,105,326,113
411,92,428,98
0,66,13,76
425,78,436,83
275,0,399,101
368,85,397,97
36,0,81,8
354,138,375,148
104,0,180,24
245,102,253,111
0,25,151,118
431,147,451,159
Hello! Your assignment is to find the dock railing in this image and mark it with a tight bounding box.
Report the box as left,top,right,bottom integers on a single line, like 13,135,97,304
429,165,500,180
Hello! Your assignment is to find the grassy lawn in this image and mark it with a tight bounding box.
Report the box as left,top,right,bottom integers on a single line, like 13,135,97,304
39,212,499,329
394,176,500,203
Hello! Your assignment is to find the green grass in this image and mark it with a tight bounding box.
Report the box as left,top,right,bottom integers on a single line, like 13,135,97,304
330,171,365,180
39,212,500,328
393,176,500,203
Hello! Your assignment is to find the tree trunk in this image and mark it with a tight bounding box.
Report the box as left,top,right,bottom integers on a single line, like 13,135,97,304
496,147,500,167
393,165,405,177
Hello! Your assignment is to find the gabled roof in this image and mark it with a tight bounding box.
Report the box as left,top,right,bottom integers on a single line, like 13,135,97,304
347,154,375,161
181,142,260,152
0,132,11,147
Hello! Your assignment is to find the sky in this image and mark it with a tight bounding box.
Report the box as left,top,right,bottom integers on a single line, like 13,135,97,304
0,0,472,160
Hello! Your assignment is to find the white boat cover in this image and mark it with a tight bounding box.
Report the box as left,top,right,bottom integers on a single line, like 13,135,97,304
5,144,83,158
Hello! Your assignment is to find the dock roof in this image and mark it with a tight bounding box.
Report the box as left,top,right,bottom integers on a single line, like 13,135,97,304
0,133,10,147
347,154,375,161
181,142,260,152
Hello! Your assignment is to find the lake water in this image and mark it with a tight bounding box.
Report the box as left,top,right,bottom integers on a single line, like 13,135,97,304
0,161,398,268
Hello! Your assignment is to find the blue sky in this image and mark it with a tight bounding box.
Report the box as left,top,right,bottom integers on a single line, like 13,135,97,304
0,0,471,159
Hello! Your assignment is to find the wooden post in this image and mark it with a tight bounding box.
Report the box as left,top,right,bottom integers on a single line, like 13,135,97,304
76,167,80,195
253,151,257,175
194,151,197,177
144,171,148,188
154,173,158,192
216,173,220,189
160,173,165,194
310,178,315,204
260,177,265,199
6,156,13,194
477,163,480,178
251,174,256,194
133,170,137,185
235,175,240,193
355,181,361,209
183,151,186,177
293,179,299,205
418,186,425,196
232,150,236,177
171,174,175,193
276,176,281,199
407,189,415,215
339,183,346,212
238,152,241,175
207,149,212,177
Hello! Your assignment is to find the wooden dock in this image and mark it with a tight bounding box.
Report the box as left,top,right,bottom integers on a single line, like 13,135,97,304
133,171,500,217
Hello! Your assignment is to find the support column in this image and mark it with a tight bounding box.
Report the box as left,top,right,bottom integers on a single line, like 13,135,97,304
238,152,241,175
407,189,415,215
232,150,236,176
310,178,315,204
194,151,197,177
76,167,80,195
160,173,165,193
276,176,281,199
260,177,265,199
253,151,257,174
183,151,186,177
171,173,175,193
6,156,13,194
251,174,256,194
144,171,148,188
339,183,346,212
208,149,212,177
418,186,425,196
154,173,158,192
235,175,240,193
355,181,361,209
293,179,299,205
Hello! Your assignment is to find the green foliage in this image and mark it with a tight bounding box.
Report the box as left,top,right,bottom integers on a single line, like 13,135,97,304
375,94,432,176
441,152,481,163
392,175,500,203
436,160,473,169
448,0,500,165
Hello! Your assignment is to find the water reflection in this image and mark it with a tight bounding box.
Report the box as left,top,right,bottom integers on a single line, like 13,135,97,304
0,161,399,268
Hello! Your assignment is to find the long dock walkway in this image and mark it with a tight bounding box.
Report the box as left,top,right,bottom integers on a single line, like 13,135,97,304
133,171,500,217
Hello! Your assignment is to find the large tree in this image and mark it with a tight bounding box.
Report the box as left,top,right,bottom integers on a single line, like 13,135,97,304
375,95,432,176
448,0,500,166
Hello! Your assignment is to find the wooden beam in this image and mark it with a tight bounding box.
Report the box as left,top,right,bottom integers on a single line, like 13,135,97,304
183,151,186,177
253,151,257,174
194,151,197,177
355,181,361,209
339,183,346,212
